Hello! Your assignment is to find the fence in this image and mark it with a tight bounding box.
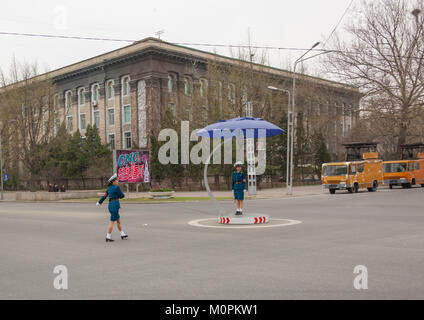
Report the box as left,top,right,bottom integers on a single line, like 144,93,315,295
5,174,320,192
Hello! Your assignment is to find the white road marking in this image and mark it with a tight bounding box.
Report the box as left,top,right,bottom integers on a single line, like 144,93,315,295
188,218,302,229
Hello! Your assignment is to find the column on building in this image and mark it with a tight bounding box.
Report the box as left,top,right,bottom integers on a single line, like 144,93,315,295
105,79,117,150
120,75,132,149
137,79,148,148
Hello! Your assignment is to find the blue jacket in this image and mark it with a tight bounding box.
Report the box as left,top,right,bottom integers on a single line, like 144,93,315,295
232,172,246,190
98,185,125,204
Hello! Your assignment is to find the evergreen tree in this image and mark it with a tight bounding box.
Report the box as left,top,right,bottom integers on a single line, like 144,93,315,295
311,131,331,178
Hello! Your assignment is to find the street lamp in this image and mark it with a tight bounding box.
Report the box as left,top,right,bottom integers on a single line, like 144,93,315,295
267,86,291,195
275,41,320,195
412,8,421,23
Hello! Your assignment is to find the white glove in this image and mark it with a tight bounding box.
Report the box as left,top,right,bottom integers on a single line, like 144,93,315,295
244,190,247,192
96,202,101,206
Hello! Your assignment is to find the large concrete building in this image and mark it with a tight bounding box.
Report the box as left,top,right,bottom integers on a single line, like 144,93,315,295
44,37,360,159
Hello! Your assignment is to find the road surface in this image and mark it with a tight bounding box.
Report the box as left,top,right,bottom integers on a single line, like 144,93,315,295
0,187,423,299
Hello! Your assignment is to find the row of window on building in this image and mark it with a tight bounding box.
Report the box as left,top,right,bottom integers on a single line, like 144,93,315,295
58,76,131,110
167,75,236,101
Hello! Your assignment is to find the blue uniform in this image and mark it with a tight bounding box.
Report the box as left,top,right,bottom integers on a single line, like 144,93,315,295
232,172,246,200
98,185,125,221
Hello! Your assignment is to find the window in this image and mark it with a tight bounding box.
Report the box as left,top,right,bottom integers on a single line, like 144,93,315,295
43,120,49,135
416,162,420,171
383,163,407,173
323,165,347,176
107,108,115,126
54,94,60,110
106,81,114,100
184,77,191,95
216,81,222,100
108,134,115,150
92,84,100,104
66,116,73,132
122,76,130,96
65,91,72,110
200,79,208,97
124,105,131,124
80,113,86,130
349,164,357,175
54,118,61,136
168,75,174,93
78,88,86,106
228,83,235,102
184,107,193,122
124,132,132,149
168,102,176,118
358,163,364,173
93,111,100,128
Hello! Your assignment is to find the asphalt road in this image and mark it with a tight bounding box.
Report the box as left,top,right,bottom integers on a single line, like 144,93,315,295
0,187,423,299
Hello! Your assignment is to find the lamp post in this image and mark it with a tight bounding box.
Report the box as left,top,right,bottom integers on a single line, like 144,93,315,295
267,86,291,194
289,42,321,193
412,8,421,23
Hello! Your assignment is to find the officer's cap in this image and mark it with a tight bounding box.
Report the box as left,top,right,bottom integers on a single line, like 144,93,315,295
234,161,243,167
108,173,118,183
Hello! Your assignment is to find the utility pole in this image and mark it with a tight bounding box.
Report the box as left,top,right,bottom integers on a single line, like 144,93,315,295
246,32,257,196
246,101,257,196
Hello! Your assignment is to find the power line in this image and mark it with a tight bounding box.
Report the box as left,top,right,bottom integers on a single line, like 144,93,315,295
0,31,134,43
322,0,355,48
0,31,331,52
1,30,423,61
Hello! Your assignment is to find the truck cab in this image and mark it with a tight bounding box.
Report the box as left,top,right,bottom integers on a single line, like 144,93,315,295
322,162,349,194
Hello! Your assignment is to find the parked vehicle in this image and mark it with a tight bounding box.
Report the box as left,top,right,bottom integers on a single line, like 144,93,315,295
322,152,383,194
383,160,413,188
383,144,424,188
412,153,424,187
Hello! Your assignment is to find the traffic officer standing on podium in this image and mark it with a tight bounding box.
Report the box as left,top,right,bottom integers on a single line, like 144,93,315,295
97,173,128,242
232,161,247,215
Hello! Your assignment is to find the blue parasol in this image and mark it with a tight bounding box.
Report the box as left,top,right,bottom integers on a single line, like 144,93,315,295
197,117,284,139
197,117,284,217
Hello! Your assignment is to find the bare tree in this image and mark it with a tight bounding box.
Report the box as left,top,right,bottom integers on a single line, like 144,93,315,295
0,60,56,190
324,0,424,155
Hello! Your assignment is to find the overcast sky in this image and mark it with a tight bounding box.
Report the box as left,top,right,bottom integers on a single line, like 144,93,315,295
0,0,354,78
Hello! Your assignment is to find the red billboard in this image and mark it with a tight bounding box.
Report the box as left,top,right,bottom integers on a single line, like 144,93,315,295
116,150,150,183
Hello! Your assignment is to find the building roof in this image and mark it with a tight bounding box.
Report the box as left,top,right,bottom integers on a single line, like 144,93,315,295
1,37,360,93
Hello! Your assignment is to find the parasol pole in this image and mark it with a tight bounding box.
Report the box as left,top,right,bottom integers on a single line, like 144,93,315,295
204,140,227,217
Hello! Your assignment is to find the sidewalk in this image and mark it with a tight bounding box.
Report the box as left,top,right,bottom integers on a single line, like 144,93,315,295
124,184,325,200
0,185,325,202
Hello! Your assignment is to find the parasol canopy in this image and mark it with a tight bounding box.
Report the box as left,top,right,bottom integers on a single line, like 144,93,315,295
196,117,284,139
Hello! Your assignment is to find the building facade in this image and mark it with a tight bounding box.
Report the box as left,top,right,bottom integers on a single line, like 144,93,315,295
50,37,361,160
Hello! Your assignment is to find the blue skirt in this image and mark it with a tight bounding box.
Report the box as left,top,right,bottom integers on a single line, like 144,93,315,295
233,189,244,200
108,201,121,221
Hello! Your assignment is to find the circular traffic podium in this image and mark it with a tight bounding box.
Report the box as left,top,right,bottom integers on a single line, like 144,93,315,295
218,213,270,225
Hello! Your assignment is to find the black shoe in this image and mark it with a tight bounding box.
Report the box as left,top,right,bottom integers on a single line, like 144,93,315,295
106,238,114,242
121,234,128,240
235,211,242,216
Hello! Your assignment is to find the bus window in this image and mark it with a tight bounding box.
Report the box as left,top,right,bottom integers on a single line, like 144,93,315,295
349,164,357,175
358,163,364,173
323,165,347,176
410,163,414,171
416,162,420,170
